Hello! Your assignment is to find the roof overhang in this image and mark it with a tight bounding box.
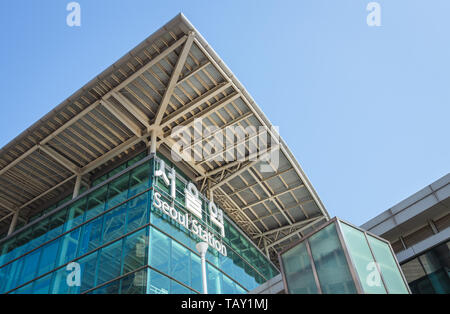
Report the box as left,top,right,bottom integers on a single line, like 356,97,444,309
0,13,329,264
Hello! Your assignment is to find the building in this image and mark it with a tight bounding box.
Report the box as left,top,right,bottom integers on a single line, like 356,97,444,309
278,217,410,294
361,173,450,294
0,14,332,294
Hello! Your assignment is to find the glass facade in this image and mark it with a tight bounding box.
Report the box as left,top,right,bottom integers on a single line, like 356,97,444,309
0,153,278,294
401,241,450,294
280,218,410,294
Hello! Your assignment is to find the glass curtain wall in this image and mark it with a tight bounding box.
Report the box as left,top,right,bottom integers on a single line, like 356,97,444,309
280,218,410,294
401,241,450,294
0,153,278,294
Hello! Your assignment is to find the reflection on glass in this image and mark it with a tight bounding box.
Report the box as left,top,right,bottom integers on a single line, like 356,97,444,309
309,223,357,294
367,235,409,294
281,241,318,294
340,223,386,294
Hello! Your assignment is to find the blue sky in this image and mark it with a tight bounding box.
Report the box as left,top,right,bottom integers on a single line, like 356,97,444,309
0,0,448,226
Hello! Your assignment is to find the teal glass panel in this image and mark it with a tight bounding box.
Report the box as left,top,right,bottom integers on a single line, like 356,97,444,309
170,240,190,287
222,274,237,294
190,253,202,293
128,162,150,197
27,218,50,251
106,173,130,209
76,251,98,293
18,249,41,286
36,238,60,277
58,228,80,266
65,198,86,231
281,241,318,294
366,235,409,294
122,228,148,274
46,207,68,241
3,259,23,293
90,280,120,294
51,267,70,294
170,280,193,294
149,228,170,275
340,223,386,294
309,223,357,294
32,273,52,294
11,281,33,294
207,263,222,294
85,185,107,221
120,269,147,294
97,239,122,286
148,270,169,294
235,284,247,294
78,216,103,256
126,193,149,233
0,262,10,292
102,204,127,244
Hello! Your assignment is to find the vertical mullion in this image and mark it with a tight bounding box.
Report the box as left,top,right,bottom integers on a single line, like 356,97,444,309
305,239,322,294
363,231,390,294
334,220,364,294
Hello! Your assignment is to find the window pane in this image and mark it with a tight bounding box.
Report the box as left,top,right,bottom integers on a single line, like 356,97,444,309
106,173,130,209
85,185,107,221
58,228,81,266
207,264,222,294
120,269,147,294
170,279,192,294
340,223,386,294
309,223,357,294
148,270,169,294
32,273,52,294
128,163,150,197
367,235,409,294
281,241,318,294
18,249,41,286
149,228,170,275
102,205,127,244
78,216,103,256
123,228,148,274
170,241,190,287
77,251,98,293
50,267,70,294
222,274,236,294
65,198,86,231
97,239,123,286
37,239,60,277
126,193,149,233
190,253,202,293
90,280,120,294
46,208,68,240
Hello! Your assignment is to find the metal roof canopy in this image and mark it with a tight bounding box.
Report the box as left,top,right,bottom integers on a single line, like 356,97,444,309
0,13,329,264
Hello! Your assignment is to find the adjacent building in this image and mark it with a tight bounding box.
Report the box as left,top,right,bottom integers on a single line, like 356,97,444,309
361,173,450,294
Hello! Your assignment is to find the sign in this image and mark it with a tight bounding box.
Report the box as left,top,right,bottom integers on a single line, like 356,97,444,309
153,159,227,256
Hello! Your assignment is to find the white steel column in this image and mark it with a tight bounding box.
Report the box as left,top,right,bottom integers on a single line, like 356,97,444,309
196,242,209,294
72,174,82,199
150,130,157,156
7,209,20,236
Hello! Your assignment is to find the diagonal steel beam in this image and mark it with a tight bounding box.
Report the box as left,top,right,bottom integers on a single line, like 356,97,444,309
154,32,196,126
39,144,80,174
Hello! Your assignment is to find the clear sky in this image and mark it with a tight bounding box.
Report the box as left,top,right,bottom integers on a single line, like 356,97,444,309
0,0,448,226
